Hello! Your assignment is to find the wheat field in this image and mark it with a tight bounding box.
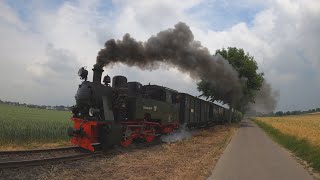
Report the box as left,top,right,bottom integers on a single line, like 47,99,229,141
0,104,72,149
256,114,320,147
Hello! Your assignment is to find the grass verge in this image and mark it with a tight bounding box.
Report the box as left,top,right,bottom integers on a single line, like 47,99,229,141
254,119,320,172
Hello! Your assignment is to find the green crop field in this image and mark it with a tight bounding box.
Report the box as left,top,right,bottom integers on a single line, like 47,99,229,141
0,104,72,148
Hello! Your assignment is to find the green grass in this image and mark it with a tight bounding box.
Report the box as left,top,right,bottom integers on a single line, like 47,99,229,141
254,119,320,172
0,104,72,146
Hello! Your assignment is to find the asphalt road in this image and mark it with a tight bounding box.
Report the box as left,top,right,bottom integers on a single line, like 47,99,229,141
209,119,314,180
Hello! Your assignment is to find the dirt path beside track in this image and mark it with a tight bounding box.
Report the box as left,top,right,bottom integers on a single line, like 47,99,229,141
209,119,314,180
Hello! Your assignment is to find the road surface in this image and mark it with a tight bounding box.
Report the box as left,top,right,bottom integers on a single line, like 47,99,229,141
209,119,314,180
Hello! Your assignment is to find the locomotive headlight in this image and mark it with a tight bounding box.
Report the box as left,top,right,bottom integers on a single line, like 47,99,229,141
89,108,94,116
89,107,100,117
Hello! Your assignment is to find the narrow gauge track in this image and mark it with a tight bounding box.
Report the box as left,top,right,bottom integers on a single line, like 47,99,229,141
0,146,102,169
0,146,80,155
0,139,166,169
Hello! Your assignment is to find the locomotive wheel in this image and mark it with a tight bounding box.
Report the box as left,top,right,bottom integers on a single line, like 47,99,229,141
120,138,133,147
145,135,155,143
144,127,156,143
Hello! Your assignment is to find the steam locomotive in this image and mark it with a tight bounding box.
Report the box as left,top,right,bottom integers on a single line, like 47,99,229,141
68,66,230,151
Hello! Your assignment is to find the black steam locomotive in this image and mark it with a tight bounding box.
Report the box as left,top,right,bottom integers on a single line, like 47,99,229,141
68,66,230,151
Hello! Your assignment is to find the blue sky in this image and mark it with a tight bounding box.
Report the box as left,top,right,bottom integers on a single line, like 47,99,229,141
187,0,265,30
4,0,264,33
0,0,320,112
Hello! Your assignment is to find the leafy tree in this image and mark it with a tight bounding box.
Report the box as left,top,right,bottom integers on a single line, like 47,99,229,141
291,110,300,115
197,47,264,113
275,111,284,116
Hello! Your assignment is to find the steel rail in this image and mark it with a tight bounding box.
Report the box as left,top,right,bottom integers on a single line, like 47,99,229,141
0,146,81,155
0,152,102,169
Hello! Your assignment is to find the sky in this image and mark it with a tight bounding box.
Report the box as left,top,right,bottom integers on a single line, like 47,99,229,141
0,0,319,111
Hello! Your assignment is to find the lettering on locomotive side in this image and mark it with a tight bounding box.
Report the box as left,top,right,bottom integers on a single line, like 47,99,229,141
143,106,153,110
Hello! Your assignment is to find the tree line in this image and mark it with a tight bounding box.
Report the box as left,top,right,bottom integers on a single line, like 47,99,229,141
273,108,320,116
0,99,71,111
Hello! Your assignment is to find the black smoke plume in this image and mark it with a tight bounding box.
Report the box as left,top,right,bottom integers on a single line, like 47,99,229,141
249,81,279,113
96,22,242,103
96,22,279,111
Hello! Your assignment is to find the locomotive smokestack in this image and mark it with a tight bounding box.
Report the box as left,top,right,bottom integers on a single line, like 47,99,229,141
92,65,104,84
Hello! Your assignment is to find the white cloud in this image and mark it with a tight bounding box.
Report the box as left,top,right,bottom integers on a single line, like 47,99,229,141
109,0,202,40
34,1,102,66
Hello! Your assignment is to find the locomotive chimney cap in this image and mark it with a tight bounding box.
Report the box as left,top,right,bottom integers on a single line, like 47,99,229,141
92,66,104,72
